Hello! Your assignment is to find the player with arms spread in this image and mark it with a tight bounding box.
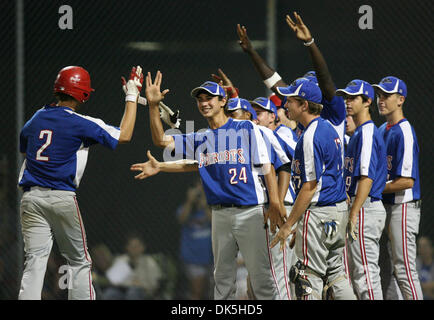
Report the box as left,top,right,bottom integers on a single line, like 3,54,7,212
132,73,285,299
18,66,143,300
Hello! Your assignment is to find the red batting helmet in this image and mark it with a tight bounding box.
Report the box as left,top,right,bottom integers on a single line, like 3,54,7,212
53,66,95,103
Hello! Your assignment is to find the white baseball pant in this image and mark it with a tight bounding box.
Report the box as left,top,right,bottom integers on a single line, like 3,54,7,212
19,187,95,300
347,198,386,300
381,201,423,300
211,204,279,300
294,201,356,300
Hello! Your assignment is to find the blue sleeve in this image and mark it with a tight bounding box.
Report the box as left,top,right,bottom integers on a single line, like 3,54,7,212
321,95,346,126
78,116,120,150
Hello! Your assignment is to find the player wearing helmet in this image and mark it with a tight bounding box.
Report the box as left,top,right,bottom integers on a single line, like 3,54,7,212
17,66,143,300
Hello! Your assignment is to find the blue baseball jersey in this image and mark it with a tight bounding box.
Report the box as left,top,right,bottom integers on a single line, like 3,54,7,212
18,105,120,191
172,118,271,206
379,119,420,204
291,117,346,206
344,121,387,200
176,206,213,265
274,124,298,204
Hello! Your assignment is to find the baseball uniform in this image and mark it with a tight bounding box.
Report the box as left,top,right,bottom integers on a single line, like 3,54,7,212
344,120,387,300
277,79,356,300
18,105,121,300
171,117,281,300
378,118,422,300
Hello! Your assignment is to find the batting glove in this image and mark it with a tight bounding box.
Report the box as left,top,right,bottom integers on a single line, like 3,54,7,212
121,66,145,103
159,101,181,129
321,220,339,238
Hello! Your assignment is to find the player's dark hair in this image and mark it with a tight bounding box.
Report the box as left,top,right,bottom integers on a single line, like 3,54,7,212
361,95,373,115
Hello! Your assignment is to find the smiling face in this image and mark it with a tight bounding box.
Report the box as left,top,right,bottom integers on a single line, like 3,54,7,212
195,92,226,119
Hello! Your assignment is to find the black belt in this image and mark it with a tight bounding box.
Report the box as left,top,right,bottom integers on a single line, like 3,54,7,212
212,204,254,209
284,201,293,206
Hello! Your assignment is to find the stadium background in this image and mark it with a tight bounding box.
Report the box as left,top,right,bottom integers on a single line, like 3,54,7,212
1,0,433,299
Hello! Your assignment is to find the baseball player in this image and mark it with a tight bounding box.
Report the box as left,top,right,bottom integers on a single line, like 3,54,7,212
375,76,423,300
133,73,286,299
227,97,293,299
336,79,387,300
17,65,143,300
270,78,356,300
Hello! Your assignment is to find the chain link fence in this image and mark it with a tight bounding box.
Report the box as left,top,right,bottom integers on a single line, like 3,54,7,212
1,0,433,299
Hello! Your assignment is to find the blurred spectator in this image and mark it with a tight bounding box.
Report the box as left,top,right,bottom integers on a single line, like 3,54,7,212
176,179,213,300
416,236,434,300
90,243,117,299
103,234,163,299
150,252,178,299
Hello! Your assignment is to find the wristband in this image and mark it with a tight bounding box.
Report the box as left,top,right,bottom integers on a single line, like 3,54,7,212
125,94,137,102
303,38,314,47
263,72,282,89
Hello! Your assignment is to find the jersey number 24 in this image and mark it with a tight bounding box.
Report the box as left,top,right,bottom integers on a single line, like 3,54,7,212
229,167,248,184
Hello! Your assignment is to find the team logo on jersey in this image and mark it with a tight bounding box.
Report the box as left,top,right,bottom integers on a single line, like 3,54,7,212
198,148,245,168
344,156,354,173
387,155,393,170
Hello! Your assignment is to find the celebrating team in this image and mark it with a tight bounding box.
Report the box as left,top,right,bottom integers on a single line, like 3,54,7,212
17,11,421,300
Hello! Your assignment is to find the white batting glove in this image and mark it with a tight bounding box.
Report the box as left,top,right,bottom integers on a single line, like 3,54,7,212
122,66,144,103
159,101,181,129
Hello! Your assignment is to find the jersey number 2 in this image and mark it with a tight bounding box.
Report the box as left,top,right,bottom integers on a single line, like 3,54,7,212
36,130,53,161
229,167,248,184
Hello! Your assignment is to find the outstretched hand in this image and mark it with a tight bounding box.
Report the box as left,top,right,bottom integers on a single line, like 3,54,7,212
145,71,170,106
237,24,253,53
130,150,161,180
286,12,313,43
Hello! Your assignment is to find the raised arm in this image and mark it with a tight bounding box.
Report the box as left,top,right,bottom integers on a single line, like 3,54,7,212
118,66,143,144
237,24,288,97
145,71,175,149
286,12,336,101
130,150,198,180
